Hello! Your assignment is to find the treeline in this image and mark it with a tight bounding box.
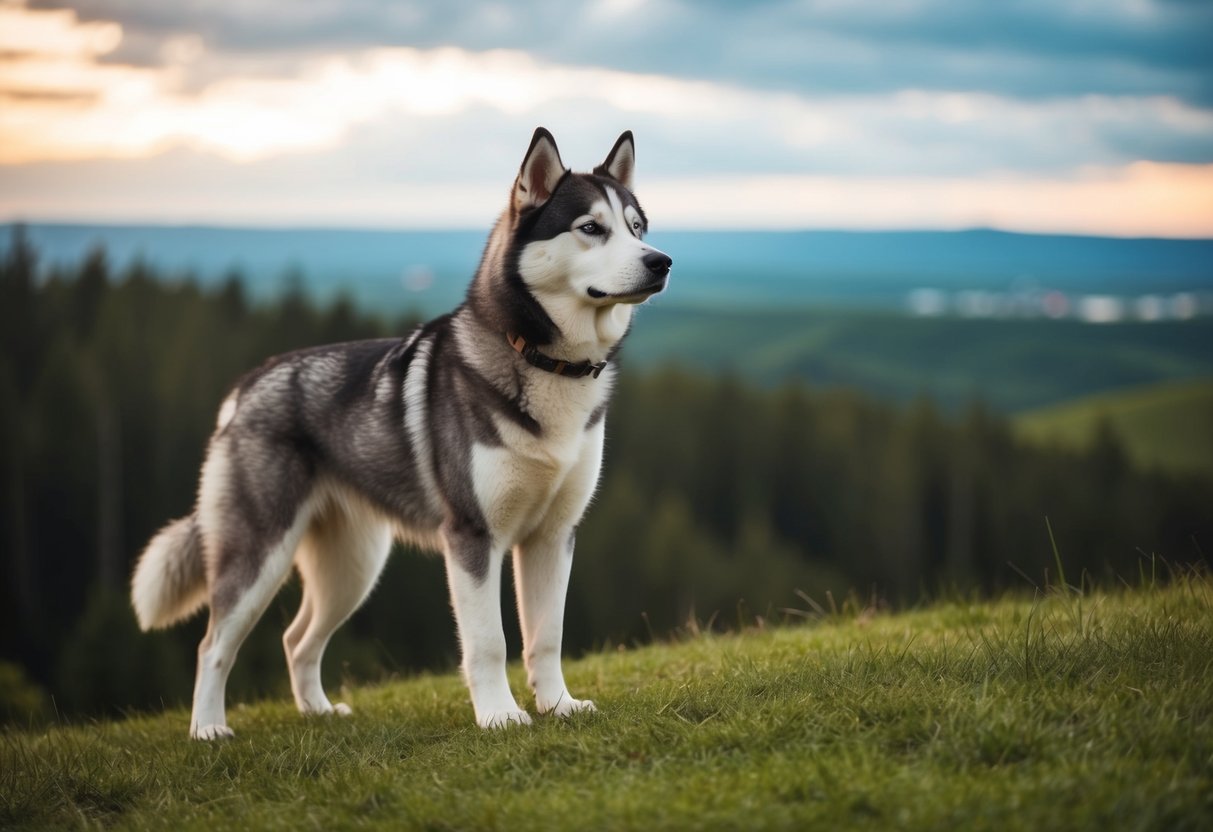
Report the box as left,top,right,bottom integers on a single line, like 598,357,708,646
2,229,1210,718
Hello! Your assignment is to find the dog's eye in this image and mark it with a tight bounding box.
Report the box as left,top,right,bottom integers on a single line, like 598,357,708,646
632,220,642,232
579,221,603,236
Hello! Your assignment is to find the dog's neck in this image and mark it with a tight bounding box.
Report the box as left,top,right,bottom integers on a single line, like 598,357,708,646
465,266,634,371
529,290,634,365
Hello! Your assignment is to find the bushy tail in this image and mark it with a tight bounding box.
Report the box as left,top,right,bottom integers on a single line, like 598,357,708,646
131,515,208,630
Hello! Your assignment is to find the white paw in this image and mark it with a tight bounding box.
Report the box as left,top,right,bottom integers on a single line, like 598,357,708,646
478,709,533,729
544,697,598,718
299,698,351,717
192,723,235,741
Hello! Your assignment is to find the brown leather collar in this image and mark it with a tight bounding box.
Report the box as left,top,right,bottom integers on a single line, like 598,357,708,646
506,332,607,379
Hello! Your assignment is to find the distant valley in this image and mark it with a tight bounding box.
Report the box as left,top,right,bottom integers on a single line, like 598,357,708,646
7,223,1213,317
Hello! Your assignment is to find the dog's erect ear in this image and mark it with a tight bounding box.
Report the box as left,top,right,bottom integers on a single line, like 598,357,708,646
593,130,635,190
514,127,567,212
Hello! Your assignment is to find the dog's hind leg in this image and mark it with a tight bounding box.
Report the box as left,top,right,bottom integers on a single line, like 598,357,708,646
285,497,392,717
282,591,314,695
191,522,307,740
189,439,313,741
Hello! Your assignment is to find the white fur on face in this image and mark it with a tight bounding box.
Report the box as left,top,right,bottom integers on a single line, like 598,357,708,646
518,186,667,306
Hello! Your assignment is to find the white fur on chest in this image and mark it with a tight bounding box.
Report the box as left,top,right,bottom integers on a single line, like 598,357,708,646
471,373,609,546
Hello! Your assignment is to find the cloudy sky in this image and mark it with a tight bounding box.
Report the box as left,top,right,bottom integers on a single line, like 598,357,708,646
1,0,1211,235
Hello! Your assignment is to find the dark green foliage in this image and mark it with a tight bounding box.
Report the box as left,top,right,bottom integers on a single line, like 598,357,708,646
0,662,47,724
55,588,190,716
1,231,1210,717
579,369,1213,633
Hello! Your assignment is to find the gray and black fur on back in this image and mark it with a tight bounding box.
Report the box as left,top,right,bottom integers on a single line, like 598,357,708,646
130,127,671,739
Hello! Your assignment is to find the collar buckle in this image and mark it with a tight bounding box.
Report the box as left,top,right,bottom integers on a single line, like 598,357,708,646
507,332,608,381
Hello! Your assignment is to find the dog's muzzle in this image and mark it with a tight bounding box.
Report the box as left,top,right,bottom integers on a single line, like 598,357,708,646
643,250,673,279
587,250,673,301
633,250,672,296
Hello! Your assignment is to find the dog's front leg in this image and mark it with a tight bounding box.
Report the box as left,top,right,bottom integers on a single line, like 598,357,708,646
514,528,596,718
442,521,531,728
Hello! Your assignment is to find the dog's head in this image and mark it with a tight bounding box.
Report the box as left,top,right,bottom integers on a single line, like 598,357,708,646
510,128,672,309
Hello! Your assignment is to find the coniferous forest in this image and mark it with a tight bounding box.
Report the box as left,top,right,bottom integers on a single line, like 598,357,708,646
3,227,1211,719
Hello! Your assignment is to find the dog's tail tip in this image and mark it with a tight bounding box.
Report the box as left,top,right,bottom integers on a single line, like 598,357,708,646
131,515,208,631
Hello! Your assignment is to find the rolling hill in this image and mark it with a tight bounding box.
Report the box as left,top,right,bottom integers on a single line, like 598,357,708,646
1014,379,1213,476
627,305,1213,412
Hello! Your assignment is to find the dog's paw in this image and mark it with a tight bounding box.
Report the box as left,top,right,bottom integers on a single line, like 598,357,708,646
298,699,352,717
478,709,533,729
191,723,235,741
545,697,598,718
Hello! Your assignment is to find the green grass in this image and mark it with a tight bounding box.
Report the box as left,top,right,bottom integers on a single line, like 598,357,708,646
5,574,1213,830
1015,378,1213,476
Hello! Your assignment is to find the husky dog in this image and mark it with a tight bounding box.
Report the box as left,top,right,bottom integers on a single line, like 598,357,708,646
131,128,671,739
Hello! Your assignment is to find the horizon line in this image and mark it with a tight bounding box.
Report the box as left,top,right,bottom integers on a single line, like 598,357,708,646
5,218,1213,244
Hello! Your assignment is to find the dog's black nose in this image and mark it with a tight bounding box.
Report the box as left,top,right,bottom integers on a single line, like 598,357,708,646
643,251,672,277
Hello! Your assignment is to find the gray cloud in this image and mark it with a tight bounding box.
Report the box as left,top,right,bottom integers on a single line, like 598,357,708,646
7,0,1212,232
30,0,1213,106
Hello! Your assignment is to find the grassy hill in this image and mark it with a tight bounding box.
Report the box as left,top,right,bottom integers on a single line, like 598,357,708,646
1015,379,1213,477
4,574,1211,830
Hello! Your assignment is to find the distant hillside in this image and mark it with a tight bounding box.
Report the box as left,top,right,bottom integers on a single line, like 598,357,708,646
627,305,1213,412
1014,379,1213,476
